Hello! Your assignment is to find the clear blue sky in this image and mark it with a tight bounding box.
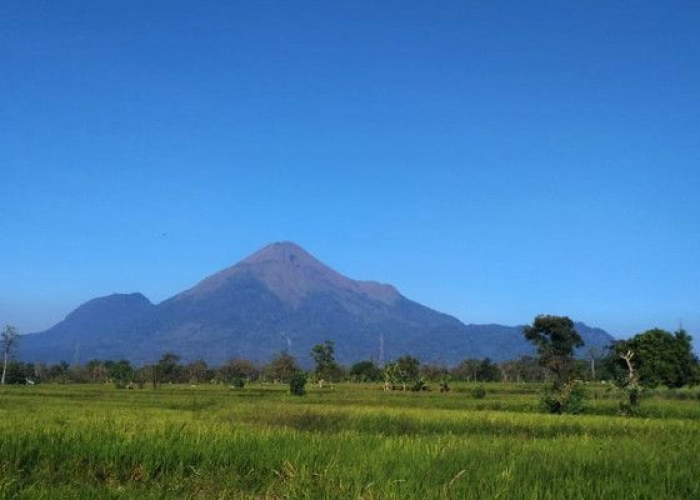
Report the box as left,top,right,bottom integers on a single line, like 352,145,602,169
1,1,698,342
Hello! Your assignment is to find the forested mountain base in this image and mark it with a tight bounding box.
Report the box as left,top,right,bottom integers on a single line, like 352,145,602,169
1,383,699,499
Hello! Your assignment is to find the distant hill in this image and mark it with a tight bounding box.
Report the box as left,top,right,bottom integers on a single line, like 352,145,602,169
19,242,615,366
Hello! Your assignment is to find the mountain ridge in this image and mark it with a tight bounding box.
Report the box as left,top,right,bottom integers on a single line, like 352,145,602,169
19,242,615,366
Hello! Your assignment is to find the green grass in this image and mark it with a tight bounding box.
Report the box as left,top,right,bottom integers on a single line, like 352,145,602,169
1,383,699,499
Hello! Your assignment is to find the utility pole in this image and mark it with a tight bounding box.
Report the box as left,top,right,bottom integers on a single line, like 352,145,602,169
379,332,385,367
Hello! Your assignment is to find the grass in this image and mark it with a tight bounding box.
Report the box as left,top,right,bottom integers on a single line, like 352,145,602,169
0,383,699,499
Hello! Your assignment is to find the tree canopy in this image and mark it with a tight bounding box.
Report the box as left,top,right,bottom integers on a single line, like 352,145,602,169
267,352,299,383
613,328,699,388
349,360,383,382
311,340,339,382
523,315,584,384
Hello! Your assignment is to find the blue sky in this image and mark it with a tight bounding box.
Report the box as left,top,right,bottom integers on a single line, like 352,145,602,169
1,1,698,342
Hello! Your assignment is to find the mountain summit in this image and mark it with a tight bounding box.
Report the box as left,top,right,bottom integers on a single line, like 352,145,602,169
20,242,614,365
180,241,400,307
241,241,328,266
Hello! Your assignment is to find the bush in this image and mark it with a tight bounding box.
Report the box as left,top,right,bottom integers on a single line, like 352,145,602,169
439,376,451,393
289,372,307,396
410,378,429,392
619,385,642,416
231,377,246,389
541,381,586,414
472,385,487,399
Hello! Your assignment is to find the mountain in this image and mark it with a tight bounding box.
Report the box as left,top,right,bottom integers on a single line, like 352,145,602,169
19,242,615,366
19,293,156,363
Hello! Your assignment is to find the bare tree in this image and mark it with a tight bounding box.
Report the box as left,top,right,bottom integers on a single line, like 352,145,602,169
619,350,637,385
498,363,509,383
586,347,601,381
619,349,641,413
1,325,19,385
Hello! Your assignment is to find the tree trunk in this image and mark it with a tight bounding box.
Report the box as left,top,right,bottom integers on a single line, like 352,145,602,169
1,351,7,385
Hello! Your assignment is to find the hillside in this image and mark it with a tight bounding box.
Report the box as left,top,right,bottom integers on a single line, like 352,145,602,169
20,242,615,365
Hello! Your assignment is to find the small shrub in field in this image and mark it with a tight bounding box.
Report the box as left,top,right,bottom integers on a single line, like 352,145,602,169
231,377,246,389
541,381,586,414
289,372,307,396
472,386,487,399
410,378,429,392
439,376,451,393
619,385,642,416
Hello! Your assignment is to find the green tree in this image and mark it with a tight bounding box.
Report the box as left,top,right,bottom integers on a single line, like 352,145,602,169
311,340,338,386
395,355,420,382
1,325,19,386
381,356,420,391
219,358,259,384
476,358,501,382
156,353,182,384
105,360,134,385
524,315,586,414
383,362,400,391
47,361,71,383
289,371,307,396
420,364,449,381
184,359,209,384
3,361,33,385
85,360,109,383
267,352,299,383
349,360,383,382
506,356,545,383
614,328,699,388
524,315,584,385
451,359,481,382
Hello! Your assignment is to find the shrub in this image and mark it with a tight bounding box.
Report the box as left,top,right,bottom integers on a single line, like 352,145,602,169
289,372,307,396
472,385,487,399
439,376,451,393
231,377,246,389
410,378,429,392
541,381,586,414
619,385,642,416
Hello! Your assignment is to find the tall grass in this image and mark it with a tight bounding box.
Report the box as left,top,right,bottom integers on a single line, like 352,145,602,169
0,383,698,499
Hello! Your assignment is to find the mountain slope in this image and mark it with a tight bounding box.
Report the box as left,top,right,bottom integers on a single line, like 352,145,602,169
19,293,154,363
20,242,615,365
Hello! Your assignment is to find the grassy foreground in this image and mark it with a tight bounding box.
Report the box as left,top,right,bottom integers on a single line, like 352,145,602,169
1,383,699,499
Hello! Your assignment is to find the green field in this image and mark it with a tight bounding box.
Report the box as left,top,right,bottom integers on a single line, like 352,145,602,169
1,383,699,499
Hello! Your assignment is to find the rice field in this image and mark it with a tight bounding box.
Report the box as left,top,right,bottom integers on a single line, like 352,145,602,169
1,383,699,499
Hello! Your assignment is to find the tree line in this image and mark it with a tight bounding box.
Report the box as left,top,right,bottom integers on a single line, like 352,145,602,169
0,349,541,387
2,320,698,399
